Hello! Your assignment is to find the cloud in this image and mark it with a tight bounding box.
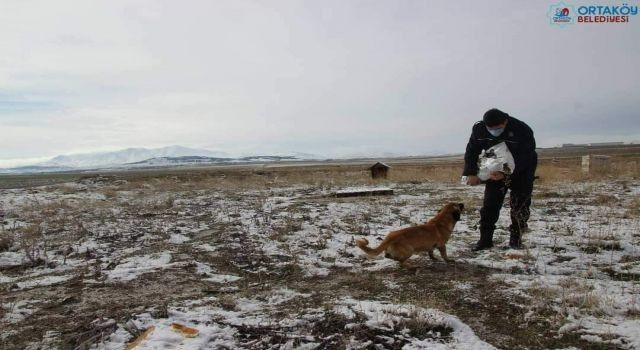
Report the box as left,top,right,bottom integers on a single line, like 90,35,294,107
0,0,638,161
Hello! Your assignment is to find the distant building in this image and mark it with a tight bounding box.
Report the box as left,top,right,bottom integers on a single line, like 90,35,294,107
589,142,624,147
369,162,391,179
562,143,589,148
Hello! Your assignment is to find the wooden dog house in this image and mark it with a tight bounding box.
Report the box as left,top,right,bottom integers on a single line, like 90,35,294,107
369,162,391,179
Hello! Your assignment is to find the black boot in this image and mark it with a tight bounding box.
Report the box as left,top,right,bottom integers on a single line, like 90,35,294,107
473,241,493,251
509,234,522,249
473,229,494,251
508,224,526,249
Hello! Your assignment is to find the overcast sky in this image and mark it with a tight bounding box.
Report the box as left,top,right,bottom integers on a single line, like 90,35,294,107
1,0,639,166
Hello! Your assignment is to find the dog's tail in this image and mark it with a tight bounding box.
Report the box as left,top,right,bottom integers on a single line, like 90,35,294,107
355,237,392,256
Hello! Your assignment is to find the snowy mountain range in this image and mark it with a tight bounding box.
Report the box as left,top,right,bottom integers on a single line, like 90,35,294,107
0,146,324,174
0,145,439,174
41,146,231,168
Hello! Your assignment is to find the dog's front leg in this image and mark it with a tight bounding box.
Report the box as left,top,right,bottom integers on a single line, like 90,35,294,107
428,249,439,261
438,246,454,263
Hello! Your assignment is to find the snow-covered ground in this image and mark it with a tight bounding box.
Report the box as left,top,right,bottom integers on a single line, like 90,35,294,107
1,175,639,349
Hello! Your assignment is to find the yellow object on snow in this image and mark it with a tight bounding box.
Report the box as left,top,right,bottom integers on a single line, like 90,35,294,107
170,322,199,338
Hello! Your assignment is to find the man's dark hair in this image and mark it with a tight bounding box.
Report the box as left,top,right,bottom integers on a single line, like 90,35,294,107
483,108,508,127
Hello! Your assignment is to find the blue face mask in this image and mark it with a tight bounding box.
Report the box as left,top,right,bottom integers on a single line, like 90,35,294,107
487,127,504,137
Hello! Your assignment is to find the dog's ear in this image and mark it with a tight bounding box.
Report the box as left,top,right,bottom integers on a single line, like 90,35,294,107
458,203,464,211
452,209,461,221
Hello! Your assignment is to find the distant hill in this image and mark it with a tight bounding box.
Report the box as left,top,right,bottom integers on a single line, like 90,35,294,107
0,165,76,174
40,145,231,168
0,146,324,174
127,155,298,167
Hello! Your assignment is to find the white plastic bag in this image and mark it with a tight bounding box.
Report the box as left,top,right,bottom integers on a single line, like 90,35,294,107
477,142,515,181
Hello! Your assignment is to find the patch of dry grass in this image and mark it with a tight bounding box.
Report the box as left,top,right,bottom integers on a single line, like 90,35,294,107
0,233,13,252
537,156,640,184
624,197,640,218
557,277,602,314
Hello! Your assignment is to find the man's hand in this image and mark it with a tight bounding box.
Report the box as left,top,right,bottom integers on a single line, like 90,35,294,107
489,171,505,181
466,175,481,186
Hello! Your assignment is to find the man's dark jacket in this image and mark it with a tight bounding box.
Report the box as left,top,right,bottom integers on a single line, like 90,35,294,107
463,116,537,178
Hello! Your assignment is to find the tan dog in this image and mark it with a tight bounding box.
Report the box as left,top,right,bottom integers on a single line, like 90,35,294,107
355,203,464,269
